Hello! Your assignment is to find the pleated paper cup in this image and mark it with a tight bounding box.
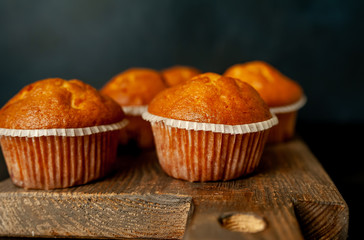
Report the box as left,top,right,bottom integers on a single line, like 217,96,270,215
268,95,307,143
0,120,128,190
120,105,155,148
142,112,278,182
122,105,148,116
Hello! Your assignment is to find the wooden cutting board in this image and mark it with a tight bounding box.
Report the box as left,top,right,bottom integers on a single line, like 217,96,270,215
0,138,348,239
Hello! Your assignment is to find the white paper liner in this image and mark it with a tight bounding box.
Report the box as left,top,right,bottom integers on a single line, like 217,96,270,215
0,119,129,137
1,128,120,189
270,95,307,114
122,105,148,116
142,112,278,134
152,122,270,181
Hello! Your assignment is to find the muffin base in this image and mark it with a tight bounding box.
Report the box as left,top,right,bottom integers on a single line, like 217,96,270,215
268,95,306,143
120,105,154,148
0,130,120,190
119,115,154,148
151,122,270,182
267,111,297,143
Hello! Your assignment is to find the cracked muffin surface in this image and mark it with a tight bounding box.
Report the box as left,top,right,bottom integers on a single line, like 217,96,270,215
148,72,272,125
0,78,124,129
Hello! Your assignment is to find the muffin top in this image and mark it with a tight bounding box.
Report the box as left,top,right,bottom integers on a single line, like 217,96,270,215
101,68,166,106
148,73,272,125
0,78,125,129
224,61,303,107
161,65,201,87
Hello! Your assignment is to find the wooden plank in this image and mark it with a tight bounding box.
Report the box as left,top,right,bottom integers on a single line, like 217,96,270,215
0,138,348,239
0,192,192,239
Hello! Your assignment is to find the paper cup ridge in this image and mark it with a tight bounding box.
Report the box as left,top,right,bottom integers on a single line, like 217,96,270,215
148,114,274,182
0,119,128,137
270,95,307,114
0,121,127,189
143,112,278,134
122,105,148,116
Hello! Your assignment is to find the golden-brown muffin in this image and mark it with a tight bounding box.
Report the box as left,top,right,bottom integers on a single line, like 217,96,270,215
143,73,277,182
101,68,167,148
224,61,305,142
161,65,201,87
0,78,127,190
0,78,124,129
101,68,166,106
149,72,272,124
224,61,302,107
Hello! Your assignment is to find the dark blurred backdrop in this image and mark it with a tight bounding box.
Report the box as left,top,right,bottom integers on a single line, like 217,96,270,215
0,0,363,239
0,0,363,123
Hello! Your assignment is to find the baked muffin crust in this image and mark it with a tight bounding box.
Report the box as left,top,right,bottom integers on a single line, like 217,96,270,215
101,68,166,106
161,65,201,87
0,78,124,129
148,73,272,125
224,61,303,107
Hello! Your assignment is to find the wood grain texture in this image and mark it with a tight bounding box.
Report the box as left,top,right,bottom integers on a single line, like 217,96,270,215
0,192,192,239
0,138,348,239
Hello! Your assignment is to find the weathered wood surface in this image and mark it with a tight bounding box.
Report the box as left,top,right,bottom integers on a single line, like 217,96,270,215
0,138,348,239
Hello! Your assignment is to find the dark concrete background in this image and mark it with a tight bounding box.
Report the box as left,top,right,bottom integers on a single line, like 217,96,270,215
0,0,363,123
0,0,363,239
